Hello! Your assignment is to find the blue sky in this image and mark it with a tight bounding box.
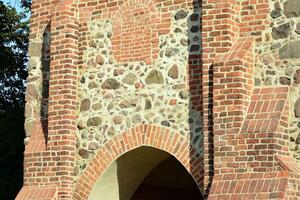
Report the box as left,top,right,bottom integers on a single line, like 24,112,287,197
2,0,25,13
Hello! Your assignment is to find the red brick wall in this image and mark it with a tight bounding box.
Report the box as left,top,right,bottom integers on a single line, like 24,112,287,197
17,0,300,199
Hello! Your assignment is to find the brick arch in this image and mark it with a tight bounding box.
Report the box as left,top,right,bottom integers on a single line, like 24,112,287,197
73,124,204,199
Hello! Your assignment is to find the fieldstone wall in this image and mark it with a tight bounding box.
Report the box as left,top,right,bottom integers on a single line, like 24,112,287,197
255,0,300,161
75,8,202,176
24,24,50,140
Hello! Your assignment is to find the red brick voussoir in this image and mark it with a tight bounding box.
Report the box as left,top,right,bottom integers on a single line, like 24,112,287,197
73,124,205,199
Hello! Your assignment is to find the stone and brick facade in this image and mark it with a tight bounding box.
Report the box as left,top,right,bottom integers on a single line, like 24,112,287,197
17,0,300,199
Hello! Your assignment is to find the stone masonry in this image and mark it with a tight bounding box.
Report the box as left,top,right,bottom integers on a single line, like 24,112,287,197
17,0,300,199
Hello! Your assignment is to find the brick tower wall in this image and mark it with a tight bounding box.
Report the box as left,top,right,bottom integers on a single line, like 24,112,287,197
17,0,300,199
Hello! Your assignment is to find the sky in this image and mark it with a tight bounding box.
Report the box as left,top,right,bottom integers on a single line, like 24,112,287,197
2,0,26,13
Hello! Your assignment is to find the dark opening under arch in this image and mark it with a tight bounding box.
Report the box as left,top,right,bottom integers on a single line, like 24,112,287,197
89,146,203,200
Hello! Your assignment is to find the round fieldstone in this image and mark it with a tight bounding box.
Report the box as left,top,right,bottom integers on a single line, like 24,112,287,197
165,48,178,57
161,120,170,127
294,69,300,84
180,38,189,46
279,77,291,85
88,142,99,151
179,91,189,99
190,26,199,33
145,99,152,110
296,23,300,34
96,54,105,65
87,117,102,127
175,10,188,20
294,98,300,118
78,149,89,159
190,13,199,21
92,103,102,110
272,23,291,40
101,78,121,90
279,41,300,59
168,65,179,79
77,120,85,130
89,40,97,48
80,98,91,112
270,10,281,18
122,73,137,85
88,81,98,89
113,115,123,124
132,114,142,124
145,69,164,84
284,0,300,18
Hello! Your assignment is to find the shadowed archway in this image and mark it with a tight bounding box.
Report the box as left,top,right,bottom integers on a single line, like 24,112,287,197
89,146,203,200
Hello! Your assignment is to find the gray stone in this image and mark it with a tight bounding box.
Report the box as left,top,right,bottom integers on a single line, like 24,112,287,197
180,38,189,46
132,114,142,124
88,81,98,89
279,77,291,85
113,115,123,124
294,69,300,84
168,65,179,79
270,10,281,18
161,120,170,127
190,26,199,33
28,42,43,57
165,48,178,57
122,73,137,85
296,23,300,34
78,149,89,159
92,103,102,110
254,78,261,86
270,43,281,50
296,134,300,144
96,54,105,65
145,69,164,84
77,120,85,130
89,40,97,48
88,142,99,150
295,98,300,118
113,69,124,76
175,10,188,20
87,117,102,126
179,91,189,99
279,41,300,59
190,13,199,21
145,99,152,110
101,78,121,89
119,100,131,108
272,23,290,40
80,98,91,112
284,0,300,18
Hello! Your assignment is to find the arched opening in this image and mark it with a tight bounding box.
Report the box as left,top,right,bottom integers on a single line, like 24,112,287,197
89,146,203,200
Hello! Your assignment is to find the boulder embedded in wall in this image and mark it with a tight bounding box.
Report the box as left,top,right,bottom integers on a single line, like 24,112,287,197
294,98,300,118
96,54,105,65
284,0,300,18
122,73,137,85
87,117,102,127
270,10,281,19
279,41,300,59
80,98,91,112
272,23,291,39
168,65,179,79
88,142,99,151
28,42,43,57
279,77,291,85
145,69,164,84
296,23,300,34
174,10,188,20
101,78,121,89
294,69,300,84
78,149,89,159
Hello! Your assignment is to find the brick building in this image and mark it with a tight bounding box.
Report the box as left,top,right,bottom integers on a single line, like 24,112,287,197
17,0,300,199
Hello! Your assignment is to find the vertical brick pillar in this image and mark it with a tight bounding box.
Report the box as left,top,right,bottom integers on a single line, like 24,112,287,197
201,0,243,182
48,1,78,199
